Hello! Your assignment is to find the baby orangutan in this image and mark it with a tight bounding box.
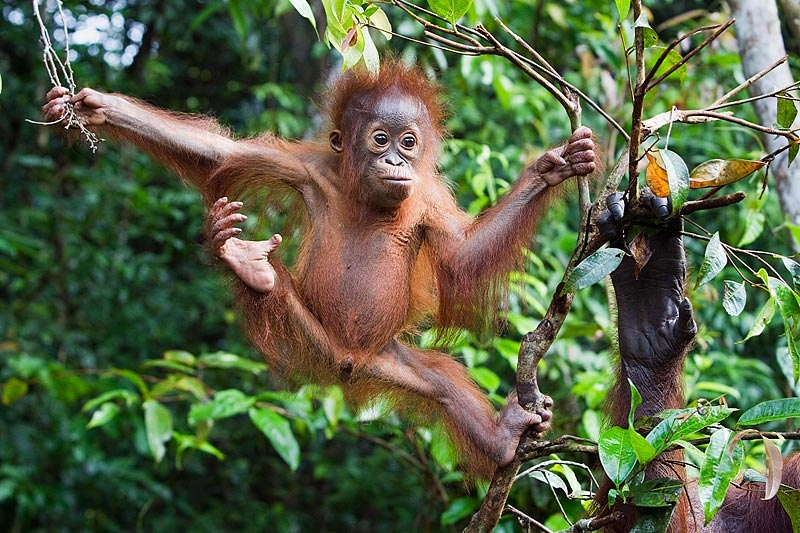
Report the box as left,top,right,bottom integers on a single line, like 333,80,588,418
43,60,596,477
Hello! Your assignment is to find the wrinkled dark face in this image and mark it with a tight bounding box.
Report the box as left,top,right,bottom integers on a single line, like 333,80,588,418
332,93,428,209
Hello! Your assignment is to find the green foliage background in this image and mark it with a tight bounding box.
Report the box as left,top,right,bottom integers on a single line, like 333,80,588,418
1,0,799,531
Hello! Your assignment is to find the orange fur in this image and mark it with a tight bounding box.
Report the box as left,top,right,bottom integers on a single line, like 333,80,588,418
54,62,589,477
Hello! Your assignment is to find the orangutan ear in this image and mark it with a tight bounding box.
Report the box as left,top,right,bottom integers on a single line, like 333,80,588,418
329,130,343,153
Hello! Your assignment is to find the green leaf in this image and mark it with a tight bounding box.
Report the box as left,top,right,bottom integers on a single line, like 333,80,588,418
698,428,745,523
427,0,472,26
741,296,775,342
1,378,28,405
615,0,631,20
782,257,800,288
188,389,255,425
634,12,658,47
361,26,380,73
143,400,173,462
776,487,800,531
469,366,501,393
696,233,727,287
430,425,457,471
738,398,800,426
150,374,208,400
764,275,800,381
173,432,225,462
622,381,657,465
440,497,478,526
646,405,735,453
737,209,765,247
198,352,266,374
767,276,800,321
550,462,586,499
649,46,686,84
86,402,120,429
288,0,317,33
143,359,196,374
627,379,643,428
722,280,747,317
112,369,150,397
629,477,683,507
82,388,139,412
529,469,570,495
341,25,366,71
599,426,638,486
368,7,392,40
322,387,345,430
660,149,690,217
164,350,197,366
563,247,625,293
778,92,798,129
629,428,657,465
322,0,347,37
227,0,248,40
248,407,300,470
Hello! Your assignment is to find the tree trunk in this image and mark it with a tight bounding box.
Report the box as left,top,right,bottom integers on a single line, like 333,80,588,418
779,0,800,43
730,0,800,242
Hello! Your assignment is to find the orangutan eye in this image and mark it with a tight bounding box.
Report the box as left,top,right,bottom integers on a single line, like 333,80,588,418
374,133,389,146
401,135,417,149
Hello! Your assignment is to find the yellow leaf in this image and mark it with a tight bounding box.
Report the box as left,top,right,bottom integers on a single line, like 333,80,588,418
645,151,670,197
689,159,766,189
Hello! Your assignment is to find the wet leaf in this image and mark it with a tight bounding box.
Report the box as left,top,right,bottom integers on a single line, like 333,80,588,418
738,398,800,426
696,233,727,287
698,427,745,523
647,405,734,453
661,149,689,216
563,248,625,293
599,426,638,486
782,256,800,288
722,280,746,317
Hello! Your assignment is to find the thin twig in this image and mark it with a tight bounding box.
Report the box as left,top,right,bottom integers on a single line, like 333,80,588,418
645,20,735,92
506,505,554,533
710,55,790,108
